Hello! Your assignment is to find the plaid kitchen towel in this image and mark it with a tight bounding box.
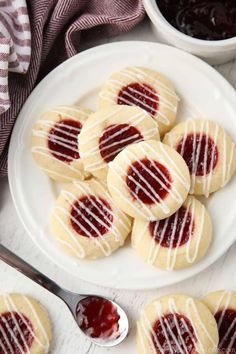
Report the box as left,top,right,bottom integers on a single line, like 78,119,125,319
0,0,145,176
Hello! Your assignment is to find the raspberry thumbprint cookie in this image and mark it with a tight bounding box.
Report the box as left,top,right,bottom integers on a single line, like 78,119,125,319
132,196,212,270
51,179,132,259
0,293,52,354
163,119,236,197
79,105,160,179
31,105,92,182
136,294,219,354
107,140,190,220
203,290,236,354
99,66,179,136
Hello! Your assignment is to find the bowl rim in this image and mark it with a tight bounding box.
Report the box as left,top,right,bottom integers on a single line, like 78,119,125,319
143,0,236,47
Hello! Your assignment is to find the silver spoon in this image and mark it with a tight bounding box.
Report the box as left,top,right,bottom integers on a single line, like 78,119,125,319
0,244,129,347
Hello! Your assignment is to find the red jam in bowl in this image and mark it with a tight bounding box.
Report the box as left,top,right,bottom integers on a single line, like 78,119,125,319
157,0,236,41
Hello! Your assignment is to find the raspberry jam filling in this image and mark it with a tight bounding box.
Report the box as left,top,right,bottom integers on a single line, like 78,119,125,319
215,309,236,352
117,83,159,117
70,195,113,238
149,206,194,248
0,312,34,354
48,119,82,163
177,133,219,176
126,158,172,204
152,313,196,354
99,124,143,163
76,296,120,339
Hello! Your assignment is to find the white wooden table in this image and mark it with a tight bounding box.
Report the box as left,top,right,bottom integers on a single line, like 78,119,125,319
1,20,236,354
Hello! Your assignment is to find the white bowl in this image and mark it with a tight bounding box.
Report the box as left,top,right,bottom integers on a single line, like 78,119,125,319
143,0,236,65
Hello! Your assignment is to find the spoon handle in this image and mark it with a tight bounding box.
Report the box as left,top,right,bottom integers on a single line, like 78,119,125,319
0,244,61,295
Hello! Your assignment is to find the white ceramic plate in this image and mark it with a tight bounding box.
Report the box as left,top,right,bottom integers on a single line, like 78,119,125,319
8,41,236,290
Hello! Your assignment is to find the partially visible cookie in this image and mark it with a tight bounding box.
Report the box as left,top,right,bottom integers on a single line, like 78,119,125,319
163,119,236,196
31,105,92,182
0,293,52,354
132,196,212,270
202,290,236,354
79,105,160,179
107,140,190,220
136,293,219,354
99,66,179,136
51,178,132,259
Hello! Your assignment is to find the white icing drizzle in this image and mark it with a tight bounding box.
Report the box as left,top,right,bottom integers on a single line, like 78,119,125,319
54,181,130,258
91,179,131,232
213,291,236,352
0,293,50,353
33,127,79,155
53,208,86,258
143,142,189,189
186,203,204,265
100,67,179,126
135,197,205,270
80,108,159,173
167,119,235,197
51,105,89,118
109,174,154,220
22,295,50,352
110,141,189,219
73,181,130,237
32,108,90,179
31,146,81,174
37,166,79,181
138,296,216,354
122,154,171,213
141,142,189,196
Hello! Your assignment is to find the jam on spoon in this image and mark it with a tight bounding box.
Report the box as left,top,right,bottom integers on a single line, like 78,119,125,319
156,0,236,41
0,245,129,348
76,296,120,340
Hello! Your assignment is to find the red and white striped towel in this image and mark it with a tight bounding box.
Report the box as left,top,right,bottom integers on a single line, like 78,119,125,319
0,0,145,177
0,0,31,114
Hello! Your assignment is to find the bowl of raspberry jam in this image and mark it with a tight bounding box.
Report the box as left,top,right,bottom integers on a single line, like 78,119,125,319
143,0,236,64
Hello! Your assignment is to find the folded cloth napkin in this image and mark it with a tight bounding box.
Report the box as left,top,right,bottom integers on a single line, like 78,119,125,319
0,0,145,177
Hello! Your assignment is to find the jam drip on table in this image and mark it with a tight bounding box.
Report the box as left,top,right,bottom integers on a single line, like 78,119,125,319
70,195,113,238
0,311,34,354
149,206,194,248
99,124,143,163
152,313,196,354
48,119,82,163
215,309,236,352
157,0,236,41
76,296,120,339
126,158,172,205
177,133,218,176
117,83,159,117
